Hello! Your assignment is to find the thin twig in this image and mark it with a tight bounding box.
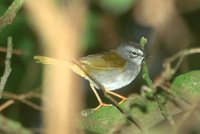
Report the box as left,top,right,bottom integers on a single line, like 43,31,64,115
0,37,13,98
0,99,15,111
0,47,22,55
173,56,184,74
159,85,190,109
154,48,200,88
0,0,24,33
154,95,177,133
0,91,42,111
166,48,200,63
160,48,200,81
176,102,199,132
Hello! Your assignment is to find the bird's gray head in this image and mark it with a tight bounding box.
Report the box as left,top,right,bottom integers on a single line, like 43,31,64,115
116,42,146,65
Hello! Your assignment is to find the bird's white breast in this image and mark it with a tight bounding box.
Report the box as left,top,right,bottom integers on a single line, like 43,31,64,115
91,62,141,90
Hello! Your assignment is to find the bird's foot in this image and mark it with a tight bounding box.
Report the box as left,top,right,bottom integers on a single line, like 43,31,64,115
94,103,112,110
118,97,127,104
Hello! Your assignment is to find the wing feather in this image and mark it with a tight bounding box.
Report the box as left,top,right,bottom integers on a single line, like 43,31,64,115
79,51,126,70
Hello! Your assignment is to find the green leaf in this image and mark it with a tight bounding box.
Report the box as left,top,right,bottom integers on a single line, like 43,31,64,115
172,70,200,103
81,106,125,134
81,96,165,134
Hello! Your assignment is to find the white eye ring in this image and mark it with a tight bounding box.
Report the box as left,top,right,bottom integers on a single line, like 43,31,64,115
131,50,138,57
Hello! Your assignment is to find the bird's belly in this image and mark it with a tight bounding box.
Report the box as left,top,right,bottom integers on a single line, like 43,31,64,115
90,64,140,90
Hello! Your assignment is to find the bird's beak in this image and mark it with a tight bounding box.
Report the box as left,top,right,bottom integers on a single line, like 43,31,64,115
143,53,151,58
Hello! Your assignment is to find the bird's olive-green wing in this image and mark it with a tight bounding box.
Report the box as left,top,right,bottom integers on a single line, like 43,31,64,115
79,51,127,70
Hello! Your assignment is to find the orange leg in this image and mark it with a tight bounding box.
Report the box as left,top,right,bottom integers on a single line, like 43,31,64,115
89,83,111,110
105,88,127,104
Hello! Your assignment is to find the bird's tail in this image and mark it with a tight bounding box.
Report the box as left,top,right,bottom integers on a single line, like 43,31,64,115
34,56,88,79
34,56,71,67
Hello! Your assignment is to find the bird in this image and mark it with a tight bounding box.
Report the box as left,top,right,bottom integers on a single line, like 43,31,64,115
34,42,148,109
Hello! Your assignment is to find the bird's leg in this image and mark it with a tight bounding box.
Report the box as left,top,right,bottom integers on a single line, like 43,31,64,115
89,83,111,110
105,88,127,104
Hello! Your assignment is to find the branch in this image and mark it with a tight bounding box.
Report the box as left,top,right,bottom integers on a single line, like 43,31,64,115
0,0,24,33
0,47,22,55
165,48,200,63
0,37,13,98
1,91,42,111
154,47,200,88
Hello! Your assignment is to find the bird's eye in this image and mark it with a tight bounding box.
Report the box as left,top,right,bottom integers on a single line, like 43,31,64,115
131,50,138,57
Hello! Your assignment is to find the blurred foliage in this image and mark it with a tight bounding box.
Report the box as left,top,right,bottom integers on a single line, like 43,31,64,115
0,114,33,134
98,0,137,16
83,11,100,51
